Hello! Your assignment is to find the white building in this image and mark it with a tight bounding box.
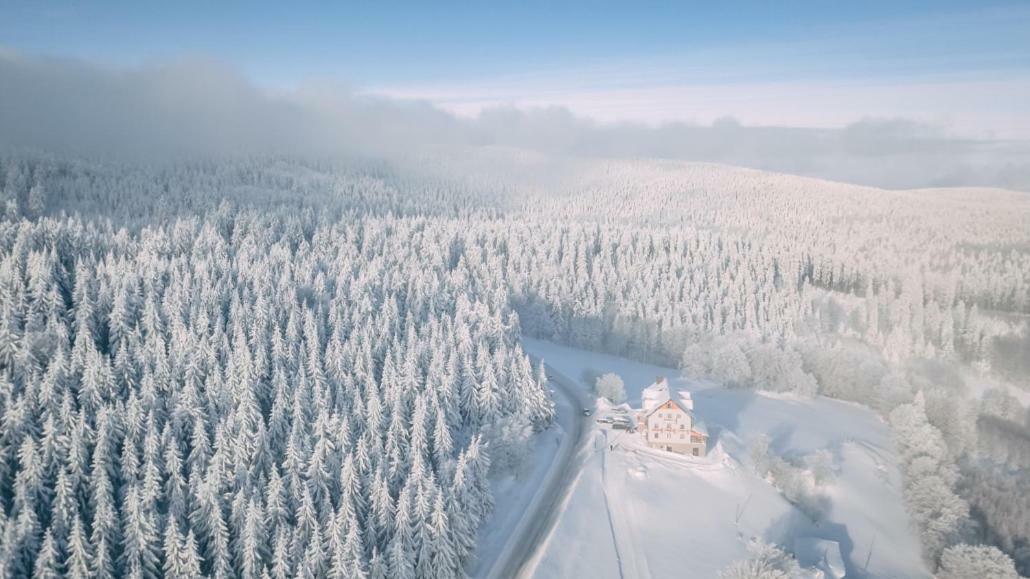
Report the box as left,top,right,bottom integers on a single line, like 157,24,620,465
637,377,707,456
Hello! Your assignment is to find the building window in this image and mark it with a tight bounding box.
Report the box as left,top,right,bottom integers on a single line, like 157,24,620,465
680,433,685,439
692,448,700,457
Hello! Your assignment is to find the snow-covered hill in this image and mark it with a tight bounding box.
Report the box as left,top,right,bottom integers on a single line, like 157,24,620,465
521,337,931,578
3,152,1027,577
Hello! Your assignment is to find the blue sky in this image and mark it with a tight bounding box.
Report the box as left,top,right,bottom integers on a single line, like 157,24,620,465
2,1,1029,136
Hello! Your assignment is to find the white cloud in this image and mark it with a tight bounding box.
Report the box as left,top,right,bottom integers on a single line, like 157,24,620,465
367,6,1030,141
1,49,1028,192
372,75,1030,141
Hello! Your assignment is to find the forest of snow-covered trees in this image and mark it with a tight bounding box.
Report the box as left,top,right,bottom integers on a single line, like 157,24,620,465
501,160,1030,574
0,156,556,578
1,152,1029,576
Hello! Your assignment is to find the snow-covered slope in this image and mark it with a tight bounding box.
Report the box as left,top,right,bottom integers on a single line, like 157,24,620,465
521,337,931,578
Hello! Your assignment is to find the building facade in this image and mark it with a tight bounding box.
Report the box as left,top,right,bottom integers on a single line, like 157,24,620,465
638,377,707,456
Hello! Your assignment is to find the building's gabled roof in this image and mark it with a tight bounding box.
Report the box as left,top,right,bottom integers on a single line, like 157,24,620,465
643,395,693,419
639,376,708,438
641,376,694,414
641,376,670,412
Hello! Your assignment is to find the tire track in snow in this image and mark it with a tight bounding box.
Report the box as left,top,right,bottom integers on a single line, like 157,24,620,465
626,444,727,472
605,432,653,579
600,432,628,579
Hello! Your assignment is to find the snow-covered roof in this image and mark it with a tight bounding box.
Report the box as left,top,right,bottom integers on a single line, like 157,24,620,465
641,376,694,414
642,395,690,418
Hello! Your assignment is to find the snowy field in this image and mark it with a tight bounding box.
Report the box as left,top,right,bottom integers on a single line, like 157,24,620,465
521,337,930,578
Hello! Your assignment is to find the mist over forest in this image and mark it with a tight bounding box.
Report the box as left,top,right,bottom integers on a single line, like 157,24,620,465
3,51,1029,192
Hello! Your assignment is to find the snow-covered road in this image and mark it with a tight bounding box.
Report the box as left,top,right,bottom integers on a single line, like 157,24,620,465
479,361,593,579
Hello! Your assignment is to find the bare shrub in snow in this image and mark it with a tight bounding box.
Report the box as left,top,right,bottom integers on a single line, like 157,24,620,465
718,539,801,579
749,436,829,520
595,373,627,404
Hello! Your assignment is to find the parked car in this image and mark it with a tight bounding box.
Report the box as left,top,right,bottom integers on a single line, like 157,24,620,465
597,416,613,424
582,408,592,416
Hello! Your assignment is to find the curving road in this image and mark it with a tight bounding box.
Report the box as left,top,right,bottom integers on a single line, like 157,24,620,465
480,361,593,579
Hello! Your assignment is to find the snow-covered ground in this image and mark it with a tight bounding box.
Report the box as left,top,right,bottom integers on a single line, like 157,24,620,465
471,356,594,579
521,337,931,578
